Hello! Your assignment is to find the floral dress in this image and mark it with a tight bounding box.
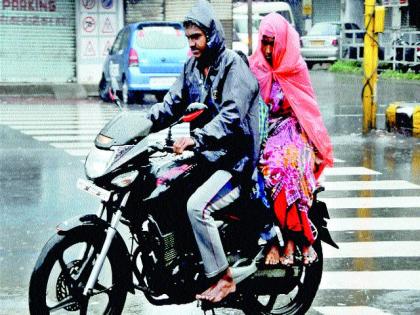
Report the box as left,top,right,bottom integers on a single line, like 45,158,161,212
259,81,317,243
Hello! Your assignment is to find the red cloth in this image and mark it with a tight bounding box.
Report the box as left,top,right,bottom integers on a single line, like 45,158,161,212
249,13,334,174
274,189,315,244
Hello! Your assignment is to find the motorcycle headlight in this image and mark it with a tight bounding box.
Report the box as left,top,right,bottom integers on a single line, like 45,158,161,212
85,145,135,179
111,170,139,187
85,147,116,179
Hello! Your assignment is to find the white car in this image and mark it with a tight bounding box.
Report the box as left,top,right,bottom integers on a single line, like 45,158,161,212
233,1,296,55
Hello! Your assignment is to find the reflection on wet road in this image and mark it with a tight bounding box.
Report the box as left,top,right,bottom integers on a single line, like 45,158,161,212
0,91,419,314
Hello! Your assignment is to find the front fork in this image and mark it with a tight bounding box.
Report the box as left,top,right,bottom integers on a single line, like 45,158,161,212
82,192,130,296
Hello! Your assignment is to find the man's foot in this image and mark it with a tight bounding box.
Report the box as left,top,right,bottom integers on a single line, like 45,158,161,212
302,245,318,266
196,268,236,303
265,245,281,265
279,239,295,266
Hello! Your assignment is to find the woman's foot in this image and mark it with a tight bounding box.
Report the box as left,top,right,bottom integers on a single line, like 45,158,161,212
302,245,318,266
265,245,281,265
279,239,295,266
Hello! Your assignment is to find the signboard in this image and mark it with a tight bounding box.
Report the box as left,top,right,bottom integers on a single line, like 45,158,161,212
77,0,123,84
382,0,408,7
302,0,312,16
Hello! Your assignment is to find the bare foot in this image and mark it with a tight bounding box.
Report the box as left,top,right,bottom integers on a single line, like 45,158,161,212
302,245,318,266
265,245,281,265
196,268,236,303
279,239,295,266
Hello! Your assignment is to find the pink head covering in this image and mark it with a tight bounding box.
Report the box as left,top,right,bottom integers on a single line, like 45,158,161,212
249,13,333,172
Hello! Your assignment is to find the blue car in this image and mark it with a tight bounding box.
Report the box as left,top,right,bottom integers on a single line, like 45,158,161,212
99,22,189,104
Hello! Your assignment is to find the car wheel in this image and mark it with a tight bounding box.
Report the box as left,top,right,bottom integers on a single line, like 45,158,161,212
98,76,111,102
122,79,136,104
306,61,314,70
155,92,166,102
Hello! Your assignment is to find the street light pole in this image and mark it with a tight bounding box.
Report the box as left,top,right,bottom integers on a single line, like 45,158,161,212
362,0,385,134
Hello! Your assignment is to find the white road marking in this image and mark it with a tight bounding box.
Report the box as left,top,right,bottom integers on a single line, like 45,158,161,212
320,271,420,290
328,217,420,231
324,167,381,176
314,306,392,315
324,180,420,191
320,196,420,209
324,241,420,258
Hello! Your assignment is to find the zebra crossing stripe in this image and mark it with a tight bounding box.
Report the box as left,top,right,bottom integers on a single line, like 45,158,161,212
33,135,97,142
9,124,107,130
324,241,420,258
314,306,392,315
51,142,93,149
328,217,420,231
320,196,420,209
320,271,420,290
324,167,381,176
21,130,100,136
324,180,420,191
1,120,110,126
66,149,91,157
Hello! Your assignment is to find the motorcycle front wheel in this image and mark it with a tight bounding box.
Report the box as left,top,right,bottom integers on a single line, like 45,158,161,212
244,240,323,315
29,226,128,314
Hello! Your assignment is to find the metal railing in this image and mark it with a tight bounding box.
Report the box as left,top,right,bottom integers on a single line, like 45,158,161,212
340,29,420,72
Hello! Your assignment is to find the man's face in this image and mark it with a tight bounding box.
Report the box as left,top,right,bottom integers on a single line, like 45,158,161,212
261,35,275,66
185,24,207,59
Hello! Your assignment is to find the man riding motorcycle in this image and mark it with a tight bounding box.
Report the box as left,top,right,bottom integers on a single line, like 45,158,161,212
147,0,260,303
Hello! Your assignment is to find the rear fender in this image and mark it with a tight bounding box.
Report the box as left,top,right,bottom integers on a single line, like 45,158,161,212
56,214,135,292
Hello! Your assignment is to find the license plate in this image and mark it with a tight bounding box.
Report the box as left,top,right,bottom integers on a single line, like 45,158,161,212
311,40,325,46
77,178,111,202
149,77,176,88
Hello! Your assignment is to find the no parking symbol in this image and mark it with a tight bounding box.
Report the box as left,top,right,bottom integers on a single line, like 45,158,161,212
101,0,113,9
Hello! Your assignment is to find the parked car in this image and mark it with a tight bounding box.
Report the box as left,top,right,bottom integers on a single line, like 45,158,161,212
300,22,363,69
99,22,189,104
233,1,295,55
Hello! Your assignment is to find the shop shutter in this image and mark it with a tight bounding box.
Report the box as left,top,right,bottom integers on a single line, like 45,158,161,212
313,0,341,24
124,0,164,24
0,1,76,83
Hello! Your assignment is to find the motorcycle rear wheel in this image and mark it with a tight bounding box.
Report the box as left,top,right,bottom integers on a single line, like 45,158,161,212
29,227,128,315
244,240,323,315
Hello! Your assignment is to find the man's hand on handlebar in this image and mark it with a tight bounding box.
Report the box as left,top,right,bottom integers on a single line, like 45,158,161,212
173,137,195,154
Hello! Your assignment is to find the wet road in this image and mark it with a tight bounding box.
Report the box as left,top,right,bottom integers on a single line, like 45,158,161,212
1,71,420,314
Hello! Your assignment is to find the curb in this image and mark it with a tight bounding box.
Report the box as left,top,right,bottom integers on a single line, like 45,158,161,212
0,83,99,99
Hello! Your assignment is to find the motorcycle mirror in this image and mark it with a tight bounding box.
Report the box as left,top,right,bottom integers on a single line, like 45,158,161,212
181,103,208,123
185,102,208,114
182,110,205,123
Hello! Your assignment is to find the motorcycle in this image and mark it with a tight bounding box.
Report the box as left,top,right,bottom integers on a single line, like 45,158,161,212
29,96,338,315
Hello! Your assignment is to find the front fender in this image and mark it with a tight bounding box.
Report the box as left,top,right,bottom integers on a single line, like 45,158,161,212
56,214,108,234
56,214,134,293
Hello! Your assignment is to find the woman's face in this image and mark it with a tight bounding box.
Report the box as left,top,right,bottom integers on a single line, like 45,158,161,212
261,35,275,66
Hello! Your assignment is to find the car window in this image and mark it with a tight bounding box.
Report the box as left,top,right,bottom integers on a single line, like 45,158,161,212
233,17,260,34
135,26,187,49
110,30,124,54
308,23,339,36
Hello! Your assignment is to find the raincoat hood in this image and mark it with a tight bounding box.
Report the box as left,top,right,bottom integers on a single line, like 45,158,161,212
184,0,225,65
249,13,333,172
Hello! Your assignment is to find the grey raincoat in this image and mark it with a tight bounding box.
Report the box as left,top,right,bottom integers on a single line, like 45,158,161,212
147,0,260,179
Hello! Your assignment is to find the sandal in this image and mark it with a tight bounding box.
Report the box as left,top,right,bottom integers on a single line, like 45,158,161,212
302,246,318,266
279,239,295,267
279,254,294,266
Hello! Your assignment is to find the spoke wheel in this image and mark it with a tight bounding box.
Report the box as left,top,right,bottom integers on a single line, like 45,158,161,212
29,227,127,314
244,241,323,315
